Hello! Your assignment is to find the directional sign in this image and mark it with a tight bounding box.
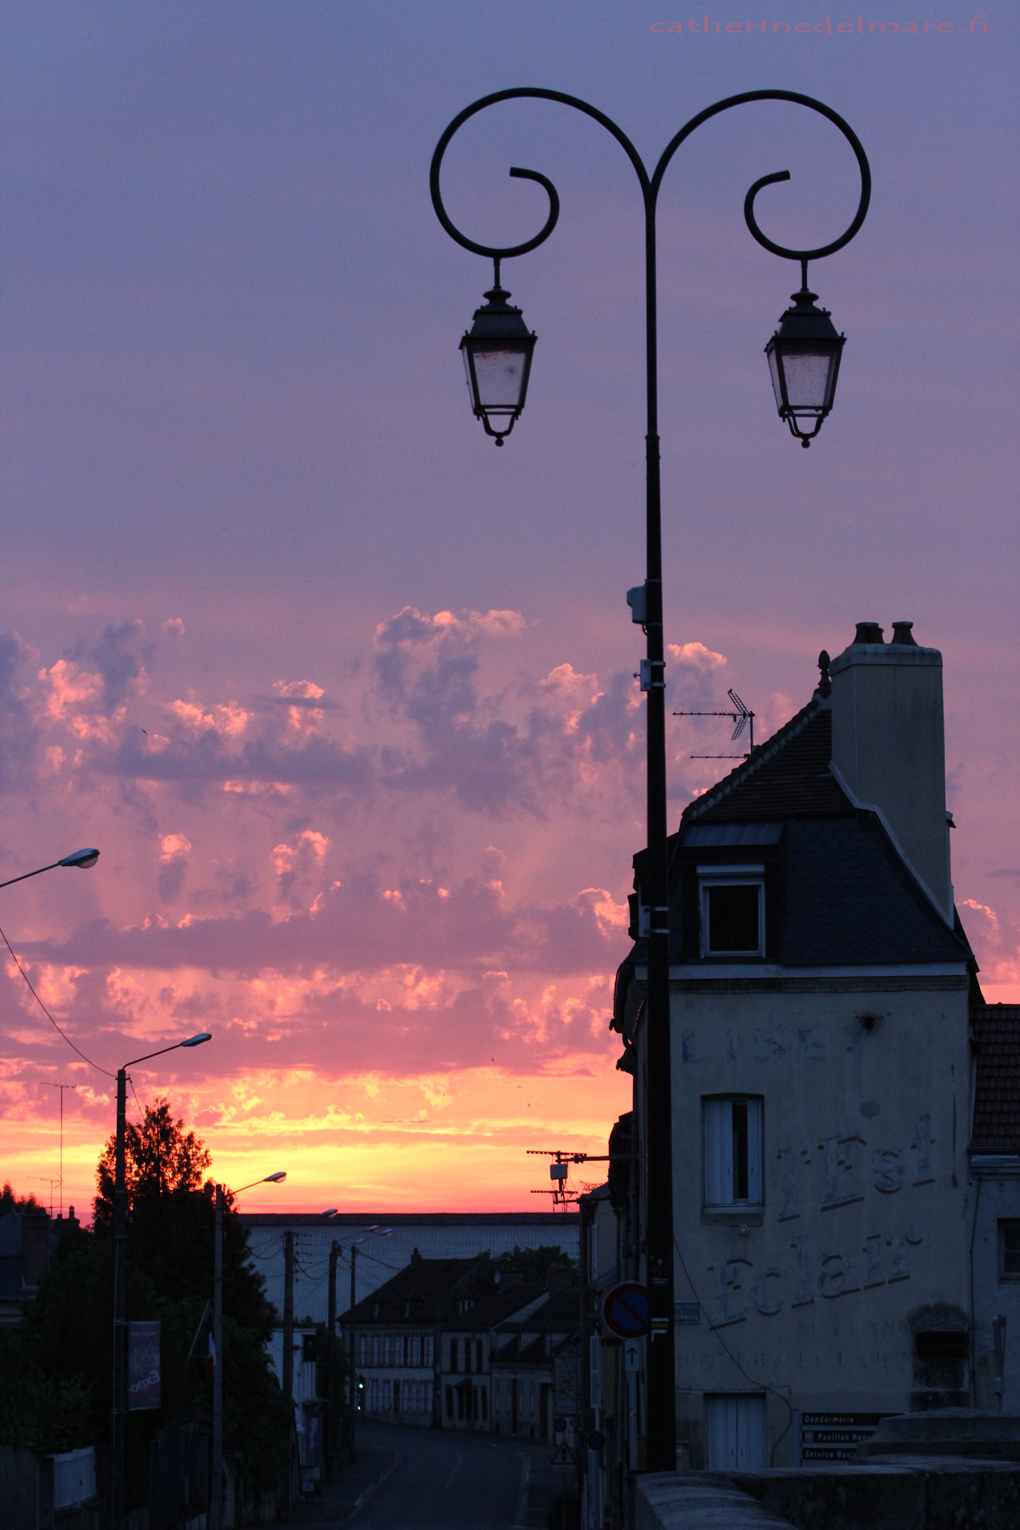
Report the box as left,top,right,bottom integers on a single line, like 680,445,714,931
603,1282,649,1339
551,1442,577,1466
623,1340,641,1372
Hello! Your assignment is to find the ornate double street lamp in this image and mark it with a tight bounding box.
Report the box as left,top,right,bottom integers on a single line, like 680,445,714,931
111,1032,212,1530
431,88,870,1470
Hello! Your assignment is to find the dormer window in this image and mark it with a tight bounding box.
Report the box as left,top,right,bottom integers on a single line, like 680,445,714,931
698,865,765,958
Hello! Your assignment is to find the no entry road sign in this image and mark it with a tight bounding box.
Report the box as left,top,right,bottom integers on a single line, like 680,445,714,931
602,1282,649,1339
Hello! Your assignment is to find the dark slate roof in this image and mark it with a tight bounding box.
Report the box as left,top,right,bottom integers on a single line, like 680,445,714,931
494,1286,580,1333
682,699,852,825
619,686,974,972
441,1280,545,1333
971,1006,1020,1151
341,1255,488,1324
780,815,969,966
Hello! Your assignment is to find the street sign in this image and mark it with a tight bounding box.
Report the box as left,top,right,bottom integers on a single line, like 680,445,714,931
674,1302,701,1325
623,1340,641,1372
553,1415,567,1434
602,1281,649,1339
550,1442,577,1466
588,1430,605,1451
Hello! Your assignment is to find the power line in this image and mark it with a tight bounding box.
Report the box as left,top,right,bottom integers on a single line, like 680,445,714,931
0,921,114,1076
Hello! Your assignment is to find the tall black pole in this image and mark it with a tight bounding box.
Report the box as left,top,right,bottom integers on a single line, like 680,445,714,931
326,1240,338,1480
283,1230,294,1518
348,1243,358,1457
111,1067,128,1530
641,156,678,1475
211,1185,224,1530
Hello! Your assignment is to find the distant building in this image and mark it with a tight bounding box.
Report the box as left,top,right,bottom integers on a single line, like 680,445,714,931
239,1211,578,1325
969,1003,1020,1412
344,1250,580,1440
0,1205,80,1323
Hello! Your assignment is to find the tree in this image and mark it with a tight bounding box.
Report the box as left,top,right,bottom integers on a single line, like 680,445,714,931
93,1095,211,1231
0,1182,42,1214
492,1244,578,1282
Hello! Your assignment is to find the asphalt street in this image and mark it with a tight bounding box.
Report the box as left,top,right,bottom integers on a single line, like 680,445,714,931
292,1422,574,1530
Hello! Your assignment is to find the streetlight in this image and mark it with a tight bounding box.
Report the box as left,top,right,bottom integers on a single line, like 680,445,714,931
210,1171,286,1530
431,88,870,1472
0,847,100,890
344,1227,394,1455
110,1032,211,1530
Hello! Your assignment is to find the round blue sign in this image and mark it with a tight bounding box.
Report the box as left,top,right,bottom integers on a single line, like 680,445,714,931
603,1282,649,1339
588,1430,605,1451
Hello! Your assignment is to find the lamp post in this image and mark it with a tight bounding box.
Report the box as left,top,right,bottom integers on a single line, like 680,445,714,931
0,846,100,890
344,1226,394,1456
210,1172,286,1530
431,88,870,1472
110,1032,211,1530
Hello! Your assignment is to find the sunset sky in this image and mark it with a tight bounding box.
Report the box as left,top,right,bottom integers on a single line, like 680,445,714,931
1,3,1016,1220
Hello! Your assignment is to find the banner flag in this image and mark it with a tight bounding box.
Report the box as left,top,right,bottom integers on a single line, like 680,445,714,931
127,1320,161,1411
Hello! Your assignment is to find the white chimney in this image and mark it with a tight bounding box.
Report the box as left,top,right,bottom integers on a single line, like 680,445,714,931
828,621,953,924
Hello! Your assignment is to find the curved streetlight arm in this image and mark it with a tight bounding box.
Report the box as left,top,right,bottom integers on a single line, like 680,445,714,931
430,86,869,293
0,848,101,891
121,1032,212,1072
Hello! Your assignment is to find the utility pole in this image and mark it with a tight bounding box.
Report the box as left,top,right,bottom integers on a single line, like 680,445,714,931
43,1082,77,1219
111,1066,128,1530
326,1241,339,1480
283,1230,295,1518
211,1185,224,1530
348,1242,358,1458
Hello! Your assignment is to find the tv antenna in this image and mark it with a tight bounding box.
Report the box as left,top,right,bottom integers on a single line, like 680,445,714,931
673,688,755,758
527,1147,631,1208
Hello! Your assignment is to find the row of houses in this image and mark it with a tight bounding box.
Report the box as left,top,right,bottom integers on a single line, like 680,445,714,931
342,1250,580,1441
576,623,1020,1527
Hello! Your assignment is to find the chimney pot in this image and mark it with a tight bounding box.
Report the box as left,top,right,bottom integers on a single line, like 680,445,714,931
891,621,918,646
854,622,885,645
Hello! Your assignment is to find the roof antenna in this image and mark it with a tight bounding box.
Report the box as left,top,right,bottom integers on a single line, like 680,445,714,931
817,650,831,698
673,688,755,759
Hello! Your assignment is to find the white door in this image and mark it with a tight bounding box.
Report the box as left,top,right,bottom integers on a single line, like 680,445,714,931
705,1393,766,1469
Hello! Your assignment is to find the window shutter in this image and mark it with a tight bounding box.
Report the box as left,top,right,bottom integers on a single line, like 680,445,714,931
745,1098,763,1205
704,1098,733,1206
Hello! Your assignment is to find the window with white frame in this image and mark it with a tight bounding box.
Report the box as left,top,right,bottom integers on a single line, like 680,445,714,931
703,1096,763,1207
698,865,765,957
358,1335,367,1366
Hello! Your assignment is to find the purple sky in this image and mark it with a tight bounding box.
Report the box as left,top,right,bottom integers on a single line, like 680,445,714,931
1,2,1016,1214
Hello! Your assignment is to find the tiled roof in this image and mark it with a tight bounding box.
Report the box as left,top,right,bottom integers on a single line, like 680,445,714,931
971,1005,1020,1151
441,1280,545,1332
682,699,852,824
342,1255,487,1324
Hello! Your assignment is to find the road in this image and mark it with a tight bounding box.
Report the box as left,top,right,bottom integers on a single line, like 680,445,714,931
293,1422,574,1530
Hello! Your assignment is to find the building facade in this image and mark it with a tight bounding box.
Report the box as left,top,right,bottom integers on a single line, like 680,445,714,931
594,623,990,1510
345,1252,580,1440
969,1003,1020,1413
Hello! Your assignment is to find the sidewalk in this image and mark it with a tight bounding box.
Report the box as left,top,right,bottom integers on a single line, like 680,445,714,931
291,1441,401,1526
